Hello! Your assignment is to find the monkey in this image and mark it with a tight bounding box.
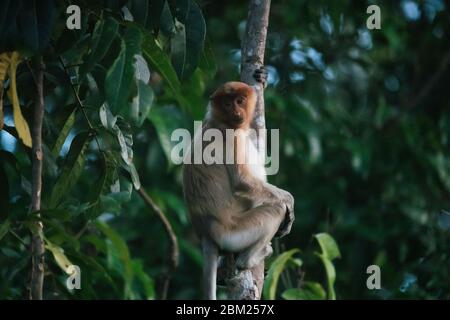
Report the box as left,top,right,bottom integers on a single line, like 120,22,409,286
182,68,294,300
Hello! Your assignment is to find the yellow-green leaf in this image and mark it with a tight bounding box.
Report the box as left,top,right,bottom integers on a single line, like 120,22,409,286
45,240,73,274
7,52,32,147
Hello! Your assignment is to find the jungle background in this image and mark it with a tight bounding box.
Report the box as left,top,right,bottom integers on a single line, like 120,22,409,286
0,0,449,300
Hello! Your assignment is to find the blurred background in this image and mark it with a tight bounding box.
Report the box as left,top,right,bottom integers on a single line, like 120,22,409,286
0,0,449,299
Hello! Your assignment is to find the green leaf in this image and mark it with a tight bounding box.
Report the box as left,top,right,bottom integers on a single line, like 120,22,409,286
99,103,118,130
147,105,188,168
38,209,71,221
86,155,108,219
96,222,134,298
0,161,10,219
80,17,119,76
18,0,56,52
171,0,206,80
0,150,21,174
282,282,326,300
0,219,11,241
40,218,80,250
198,36,217,79
105,26,142,114
115,126,132,165
126,162,141,190
314,233,340,300
52,109,75,157
314,233,341,260
127,0,149,26
315,253,337,300
159,1,176,36
68,250,118,293
84,73,102,109
131,80,154,126
49,131,92,208
263,248,300,300
0,1,22,50
142,33,190,111
132,260,155,299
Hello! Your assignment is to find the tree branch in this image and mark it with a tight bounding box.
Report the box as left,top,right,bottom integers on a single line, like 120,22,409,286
225,0,271,300
137,187,179,299
29,56,45,300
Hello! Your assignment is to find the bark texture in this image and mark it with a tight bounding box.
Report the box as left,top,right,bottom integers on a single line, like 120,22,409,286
29,57,45,300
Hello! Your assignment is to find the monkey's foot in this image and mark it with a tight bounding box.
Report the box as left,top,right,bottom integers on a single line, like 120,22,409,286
253,66,268,86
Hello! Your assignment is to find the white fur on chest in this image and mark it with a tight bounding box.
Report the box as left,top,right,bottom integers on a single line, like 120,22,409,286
246,136,267,182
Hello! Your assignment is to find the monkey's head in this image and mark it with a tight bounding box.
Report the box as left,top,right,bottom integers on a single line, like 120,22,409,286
209,82,257,129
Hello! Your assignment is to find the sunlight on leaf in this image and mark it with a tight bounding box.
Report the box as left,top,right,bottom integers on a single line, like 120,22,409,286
263,248,300,300
5,52,32,147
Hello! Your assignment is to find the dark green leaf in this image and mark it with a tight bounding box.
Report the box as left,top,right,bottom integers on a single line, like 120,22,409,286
52,109,75,157
159,1,176,36
0,161,10,219
105,26,142,114
142,31,189,111
147,0,165,31
86,155,108,219
97,221,134,298
0,219,11,241
132,260,155,299
198,36,217,79
171,0,206,79
18,0,56,52
80,17,119,77
49,131,92,208
147,105,188,168
0,0,22,51
128,0,149,26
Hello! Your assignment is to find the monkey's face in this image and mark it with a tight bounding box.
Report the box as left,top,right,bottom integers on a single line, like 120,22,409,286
220,94,248,127
210,82,256,129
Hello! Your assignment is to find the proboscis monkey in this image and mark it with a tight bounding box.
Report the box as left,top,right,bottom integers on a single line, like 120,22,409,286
183,68,294,299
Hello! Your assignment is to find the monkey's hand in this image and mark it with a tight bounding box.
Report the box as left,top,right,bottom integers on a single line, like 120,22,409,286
275,190,295,238
253,66,268,88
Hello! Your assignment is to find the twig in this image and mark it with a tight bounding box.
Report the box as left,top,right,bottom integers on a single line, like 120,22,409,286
58,56,103,152
29,56,46,300
137,187,179,300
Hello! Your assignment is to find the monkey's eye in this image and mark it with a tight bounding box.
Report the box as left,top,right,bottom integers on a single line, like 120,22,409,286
224,101,233,108
236,97,246,105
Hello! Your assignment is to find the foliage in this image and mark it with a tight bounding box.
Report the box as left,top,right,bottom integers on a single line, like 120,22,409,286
0,0,207,299
264,233,340,300
1,0,450,300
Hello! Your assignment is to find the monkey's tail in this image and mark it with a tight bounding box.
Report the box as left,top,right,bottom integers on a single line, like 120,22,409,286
202,236,219,300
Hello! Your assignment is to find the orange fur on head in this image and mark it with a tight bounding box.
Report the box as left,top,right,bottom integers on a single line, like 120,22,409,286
209,82,257,129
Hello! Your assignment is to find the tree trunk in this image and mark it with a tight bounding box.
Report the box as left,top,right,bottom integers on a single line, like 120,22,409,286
226,0,271,300
29,56,45,300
